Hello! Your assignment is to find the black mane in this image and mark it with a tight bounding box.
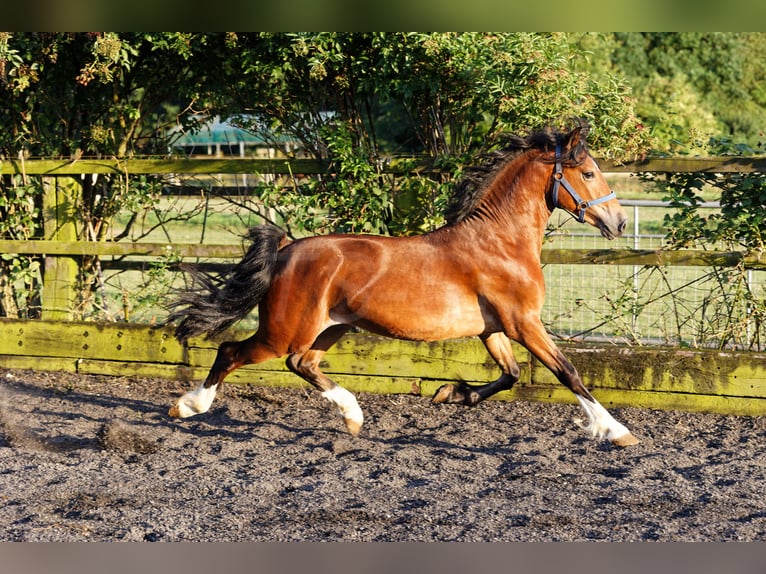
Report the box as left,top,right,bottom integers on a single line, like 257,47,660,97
445,122,590,225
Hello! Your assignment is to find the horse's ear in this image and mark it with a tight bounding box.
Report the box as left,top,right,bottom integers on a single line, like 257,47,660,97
565,125,583,150
567,120,590,150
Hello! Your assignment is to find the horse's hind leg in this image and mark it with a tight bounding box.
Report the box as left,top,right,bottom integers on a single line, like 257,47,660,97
169,335,280,418
286,325,363,436
432,332,521,406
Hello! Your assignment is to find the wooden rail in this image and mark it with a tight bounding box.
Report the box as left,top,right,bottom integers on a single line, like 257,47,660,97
3,155,766,175
1,319,765,417
1,240,764,270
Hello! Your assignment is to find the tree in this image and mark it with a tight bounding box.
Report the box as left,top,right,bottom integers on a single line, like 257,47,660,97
222,33,648,234
0,32,232,318
598,32,766,153
0,32,648,319
0,33,232,157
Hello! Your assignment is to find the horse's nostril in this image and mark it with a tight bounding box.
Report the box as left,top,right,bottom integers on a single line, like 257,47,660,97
618,219,627,234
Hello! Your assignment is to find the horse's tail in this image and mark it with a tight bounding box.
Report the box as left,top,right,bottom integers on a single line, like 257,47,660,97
168,224,288,343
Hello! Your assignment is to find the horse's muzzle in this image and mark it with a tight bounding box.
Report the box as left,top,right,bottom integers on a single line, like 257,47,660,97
598,216,627,240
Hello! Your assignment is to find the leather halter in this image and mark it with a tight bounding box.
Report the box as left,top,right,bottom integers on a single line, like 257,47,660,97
551,144,616,223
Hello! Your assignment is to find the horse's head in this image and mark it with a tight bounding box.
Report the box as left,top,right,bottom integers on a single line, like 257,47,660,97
548,125,627,240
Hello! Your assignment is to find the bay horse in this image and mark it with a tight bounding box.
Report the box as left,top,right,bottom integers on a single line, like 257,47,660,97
168,121,639,447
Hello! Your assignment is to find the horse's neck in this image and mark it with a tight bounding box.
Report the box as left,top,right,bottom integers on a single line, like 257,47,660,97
468,158,552,252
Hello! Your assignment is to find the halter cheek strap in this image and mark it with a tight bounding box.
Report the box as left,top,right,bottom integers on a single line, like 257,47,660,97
552,144,616,223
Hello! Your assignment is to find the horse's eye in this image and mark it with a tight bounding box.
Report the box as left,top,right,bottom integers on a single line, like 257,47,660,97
583,171,595,180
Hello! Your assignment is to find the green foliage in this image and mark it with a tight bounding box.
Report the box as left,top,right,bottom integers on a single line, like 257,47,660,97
0,32,229,157
0,176,41,317
237,32,647,159
314,122,393,234
631,138,766,349
605,33,766,153
0,253,41,318
521,62,766,352
0,33,231,318
226,32,647,235
656,168,765,348
657,172,765,254
391,156,463,235
74,174,169,321
0,33,648,240
121,248,183,324
0,179,38,239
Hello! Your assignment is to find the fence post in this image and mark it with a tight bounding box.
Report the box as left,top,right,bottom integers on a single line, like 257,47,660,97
41,176,80,320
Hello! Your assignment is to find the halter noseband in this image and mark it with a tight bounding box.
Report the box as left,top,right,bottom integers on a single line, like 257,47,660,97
551,144,616,223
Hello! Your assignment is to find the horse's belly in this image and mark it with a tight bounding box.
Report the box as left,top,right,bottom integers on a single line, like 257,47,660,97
334,290,492,341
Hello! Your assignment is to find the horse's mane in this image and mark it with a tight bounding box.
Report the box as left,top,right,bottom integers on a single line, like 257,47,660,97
445,122,590,225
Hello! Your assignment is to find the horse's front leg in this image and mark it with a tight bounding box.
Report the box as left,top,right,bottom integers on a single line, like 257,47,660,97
432,332,521,406
516,316,639,447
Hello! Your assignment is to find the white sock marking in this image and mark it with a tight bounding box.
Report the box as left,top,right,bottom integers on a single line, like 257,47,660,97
175,383,219,418
321,386,363,427
575,395,632,441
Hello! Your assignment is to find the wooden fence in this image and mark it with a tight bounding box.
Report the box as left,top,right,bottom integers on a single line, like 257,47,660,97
1,318,765,417
1,156,765,416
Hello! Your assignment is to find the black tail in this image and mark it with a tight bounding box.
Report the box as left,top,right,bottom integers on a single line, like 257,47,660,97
168,225,287,342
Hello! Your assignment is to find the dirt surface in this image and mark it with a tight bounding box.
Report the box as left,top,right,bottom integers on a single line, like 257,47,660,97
2,366,766,542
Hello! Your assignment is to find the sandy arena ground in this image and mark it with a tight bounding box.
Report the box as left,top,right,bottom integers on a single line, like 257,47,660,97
2,367,766,541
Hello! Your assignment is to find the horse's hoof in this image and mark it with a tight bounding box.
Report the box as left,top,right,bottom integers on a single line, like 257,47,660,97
432,384,459,404
611,433,640,447
168,401,198,418
431,383,480,406
344,418,362,437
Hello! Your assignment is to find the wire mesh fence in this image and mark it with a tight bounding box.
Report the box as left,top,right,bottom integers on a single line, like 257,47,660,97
542,201,765,350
